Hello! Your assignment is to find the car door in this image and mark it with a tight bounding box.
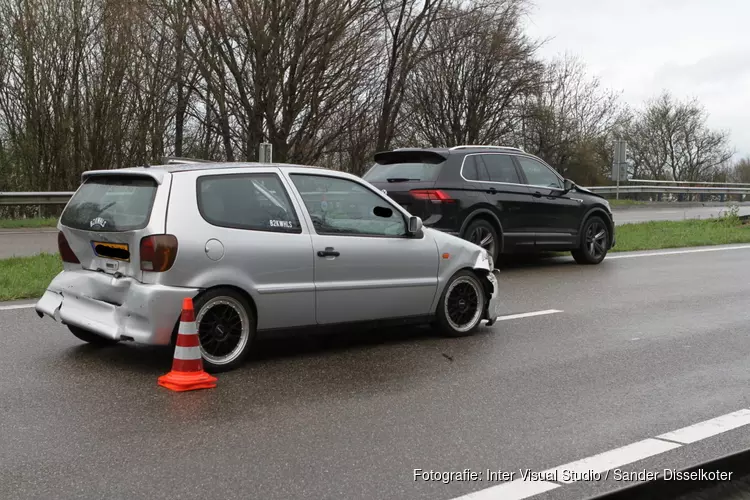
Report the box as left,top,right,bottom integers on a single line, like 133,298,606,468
285,171,440,325
513,155,584,248
471,153,536,250
171,169,317,331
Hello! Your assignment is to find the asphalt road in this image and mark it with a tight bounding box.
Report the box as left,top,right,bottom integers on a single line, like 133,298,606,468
613,204,750,225
2,244,750,500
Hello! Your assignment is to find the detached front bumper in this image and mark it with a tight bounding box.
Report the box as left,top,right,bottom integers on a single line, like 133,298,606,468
483,269,503,326
35,270,199,345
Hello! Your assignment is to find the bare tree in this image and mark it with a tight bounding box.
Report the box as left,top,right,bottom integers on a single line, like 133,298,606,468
402,0,543,147
516,53,624,184
623,91,734,181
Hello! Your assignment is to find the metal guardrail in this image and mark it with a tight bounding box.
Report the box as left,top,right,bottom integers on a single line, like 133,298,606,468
586,185,750,195
2,183,750,206
0,192,76,206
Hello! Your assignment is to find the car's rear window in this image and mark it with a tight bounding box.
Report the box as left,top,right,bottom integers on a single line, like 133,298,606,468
60,176,158,232
363,162,443,182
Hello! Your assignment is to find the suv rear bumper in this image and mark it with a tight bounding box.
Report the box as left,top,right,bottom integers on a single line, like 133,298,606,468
35,270,199,345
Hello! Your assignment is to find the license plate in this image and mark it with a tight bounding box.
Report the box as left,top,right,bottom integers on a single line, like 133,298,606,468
91,241,130,262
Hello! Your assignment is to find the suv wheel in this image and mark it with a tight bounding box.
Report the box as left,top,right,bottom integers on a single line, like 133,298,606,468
464,219,499,262
572,216,609,264
194,288,256,373
435,270,486,337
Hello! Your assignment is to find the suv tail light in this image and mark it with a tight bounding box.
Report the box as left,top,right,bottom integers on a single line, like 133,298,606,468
140,234,178,272
57,231,80,264
410,189,455,203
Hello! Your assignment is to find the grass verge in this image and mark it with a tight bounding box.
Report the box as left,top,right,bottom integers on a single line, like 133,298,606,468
0,252,62,301
611,215,750,252
0,217,58,229
607,199,647,207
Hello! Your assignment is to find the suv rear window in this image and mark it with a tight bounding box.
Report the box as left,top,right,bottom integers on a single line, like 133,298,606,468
364,150,446,183
60,176,158,232
364,162,442,183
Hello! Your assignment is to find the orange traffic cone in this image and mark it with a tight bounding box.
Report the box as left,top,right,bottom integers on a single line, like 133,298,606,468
158,297,218,392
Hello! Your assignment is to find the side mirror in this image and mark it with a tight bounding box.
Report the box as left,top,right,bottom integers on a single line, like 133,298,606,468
562,178,575,193
407,216,423,235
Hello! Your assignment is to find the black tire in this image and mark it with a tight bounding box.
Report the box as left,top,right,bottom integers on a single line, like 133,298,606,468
434,270,486,337
192,288,256,373
572,216,610,265
67,325,119,346
464,219,500,263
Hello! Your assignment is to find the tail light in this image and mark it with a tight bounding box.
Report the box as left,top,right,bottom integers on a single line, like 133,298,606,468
57,231,80,264
140,234,178,272
410,189,455,203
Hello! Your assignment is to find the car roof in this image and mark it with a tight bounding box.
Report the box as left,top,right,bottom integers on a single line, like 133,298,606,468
80,161,336,183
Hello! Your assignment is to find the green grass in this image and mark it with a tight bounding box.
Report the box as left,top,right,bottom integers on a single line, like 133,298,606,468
0,252,62,301
608,199,647,207
612,216,750,252
0,217,58,229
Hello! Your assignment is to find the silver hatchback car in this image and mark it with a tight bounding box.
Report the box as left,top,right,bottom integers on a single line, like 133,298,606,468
35,161,502,371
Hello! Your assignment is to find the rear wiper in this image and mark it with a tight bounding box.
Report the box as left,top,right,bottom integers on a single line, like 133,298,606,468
386,178,420,182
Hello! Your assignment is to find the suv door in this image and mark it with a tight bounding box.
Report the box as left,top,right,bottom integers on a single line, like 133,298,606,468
467,153,535,250
514,155,583,248
285,172,439,325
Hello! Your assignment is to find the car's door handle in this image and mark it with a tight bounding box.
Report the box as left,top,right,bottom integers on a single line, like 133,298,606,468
317,247,340,257
532,191,542,198
487,187,497,194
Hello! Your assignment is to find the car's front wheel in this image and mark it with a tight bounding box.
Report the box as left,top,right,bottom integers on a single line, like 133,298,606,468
435,270,486,337
193,288,256,373
572,215,610,264
67,325,119,346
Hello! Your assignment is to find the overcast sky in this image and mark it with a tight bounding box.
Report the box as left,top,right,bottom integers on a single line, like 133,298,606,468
522,0,750,160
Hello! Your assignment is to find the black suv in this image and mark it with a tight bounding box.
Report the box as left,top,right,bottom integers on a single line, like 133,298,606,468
362,145,615,264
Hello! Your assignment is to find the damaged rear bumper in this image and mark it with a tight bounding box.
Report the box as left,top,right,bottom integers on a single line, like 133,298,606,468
35,270,199,345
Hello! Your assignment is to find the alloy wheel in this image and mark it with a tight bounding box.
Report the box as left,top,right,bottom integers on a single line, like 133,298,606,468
468,226,496,258
196,296,251,366
586,221,608,259
444,276,484,333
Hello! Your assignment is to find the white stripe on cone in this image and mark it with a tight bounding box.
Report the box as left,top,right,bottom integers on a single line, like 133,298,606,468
174,345,202,361
179,320,198,335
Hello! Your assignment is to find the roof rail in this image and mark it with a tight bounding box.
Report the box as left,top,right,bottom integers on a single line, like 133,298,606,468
449,145,524,152
160,156,214,165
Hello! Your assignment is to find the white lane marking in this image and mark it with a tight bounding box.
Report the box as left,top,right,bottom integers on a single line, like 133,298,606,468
495,310,563,321
448,408,750,500
0,303,36,311
608,244,750,260
455,480,559,500
542,439,681,484
656,409,750,444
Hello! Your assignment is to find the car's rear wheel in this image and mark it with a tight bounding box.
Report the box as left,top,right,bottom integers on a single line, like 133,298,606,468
435,270,486,337
572,215,609,264
464,219,499,263
67,325,119,346
194,288,256,373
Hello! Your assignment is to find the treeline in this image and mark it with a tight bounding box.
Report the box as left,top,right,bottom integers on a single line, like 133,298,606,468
0,0,744,195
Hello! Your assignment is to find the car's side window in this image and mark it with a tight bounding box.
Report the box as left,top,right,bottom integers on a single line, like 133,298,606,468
196,173,302,233
481,154,521,184
516,156,563,189
462,156,490,181
289,174,407,237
